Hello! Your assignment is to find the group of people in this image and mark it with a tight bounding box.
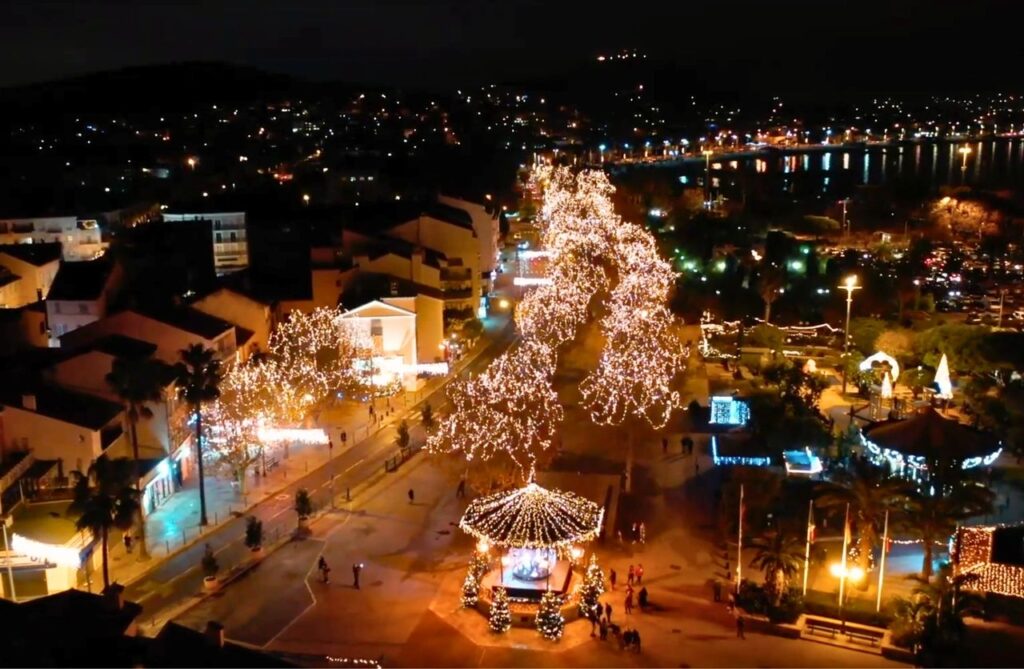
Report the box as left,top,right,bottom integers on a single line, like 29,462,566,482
317,556,363,589
588,605,641,653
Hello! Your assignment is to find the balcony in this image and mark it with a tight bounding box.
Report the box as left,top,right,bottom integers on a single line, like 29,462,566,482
441,267,473,281
443,287,473,300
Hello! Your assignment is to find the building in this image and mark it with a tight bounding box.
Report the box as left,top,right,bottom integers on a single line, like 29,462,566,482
337,291,445,391
162,211,249,275
58,307,247,366
438,194,501,291
148,621,298,667
0,303,49,355
45,257,123,343
955,524,1024,600
0,383,126,478
0,586,143,662
0,243,62,308
0,216,106,261
191,286,275,355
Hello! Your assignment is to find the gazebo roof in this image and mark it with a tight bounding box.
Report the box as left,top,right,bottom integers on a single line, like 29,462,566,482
459,482,604,549
862,407,995,460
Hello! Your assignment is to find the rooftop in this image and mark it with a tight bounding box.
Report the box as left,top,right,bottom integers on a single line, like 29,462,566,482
137,306,236,340
151,622,297,667
89,333,159,359
0,242,62,266
862,407,997,460
0,383,123,430
340,271,445,308
47,256,114,301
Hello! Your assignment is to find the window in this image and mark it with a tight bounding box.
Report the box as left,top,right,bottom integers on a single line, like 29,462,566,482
229,232,237,242
370,318,383,337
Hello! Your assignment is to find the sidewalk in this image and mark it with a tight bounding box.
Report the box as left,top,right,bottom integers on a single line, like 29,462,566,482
100,313,512,590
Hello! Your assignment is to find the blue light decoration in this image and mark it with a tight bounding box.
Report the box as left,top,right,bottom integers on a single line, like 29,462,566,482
783,448,823,476
861,433,1002,481
711,435,772,467
710,396,750,426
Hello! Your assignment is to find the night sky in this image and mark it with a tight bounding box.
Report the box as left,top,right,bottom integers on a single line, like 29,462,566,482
1,0,1021,92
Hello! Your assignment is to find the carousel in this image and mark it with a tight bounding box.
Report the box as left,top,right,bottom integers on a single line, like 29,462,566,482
459,480,604,602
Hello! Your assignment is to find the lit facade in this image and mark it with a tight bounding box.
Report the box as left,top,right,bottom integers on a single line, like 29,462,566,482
0,216,106,261
162,212,249,275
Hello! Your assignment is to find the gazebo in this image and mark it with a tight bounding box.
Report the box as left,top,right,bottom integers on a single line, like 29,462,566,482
861,407,1001,483
459,481,604,601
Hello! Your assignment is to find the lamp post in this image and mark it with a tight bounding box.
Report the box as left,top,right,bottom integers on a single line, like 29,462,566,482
840,198,850,236
830,562,865,619
839,275,861,396
703,149,713,206
959,146,971,184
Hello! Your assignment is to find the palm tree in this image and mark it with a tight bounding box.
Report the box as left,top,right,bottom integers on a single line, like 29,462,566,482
68,455,140,590
757,267,785,324
900,484,994,579
815,460,908,570
105,356,166,560
174,344,223,526
749,529,805,606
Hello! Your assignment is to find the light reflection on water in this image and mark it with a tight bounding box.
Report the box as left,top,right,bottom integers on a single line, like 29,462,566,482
630,137,1024,199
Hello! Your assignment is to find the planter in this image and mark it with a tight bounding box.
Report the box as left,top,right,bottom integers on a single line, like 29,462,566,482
298,516,309,530
203,576,219,591
250,546,264,558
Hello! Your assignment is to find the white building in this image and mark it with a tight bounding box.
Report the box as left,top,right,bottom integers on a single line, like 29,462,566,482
162,212,248,275
0,243,62,308
338,296,445,391
0,217,106,261
438,194,501,287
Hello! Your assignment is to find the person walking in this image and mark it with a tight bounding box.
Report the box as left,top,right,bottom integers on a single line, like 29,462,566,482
352,563,362,589
609,568,617,590
627,564,635,586
408,488,415,504
590,611,597,637
123,533,133,555
636,563,644,584
736,614,745,639
599,616,608,640
318,556,331,583
633,629,642,653
625,588,634,614
456,478,466,499
605,602,613,622
638,586,648,611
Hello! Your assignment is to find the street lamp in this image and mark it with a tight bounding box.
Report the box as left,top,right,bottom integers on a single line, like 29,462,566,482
702,149,713,206
302,193,310,206
839,275,861,396
186,156,197,170
830,562,865,617
959,146,971,183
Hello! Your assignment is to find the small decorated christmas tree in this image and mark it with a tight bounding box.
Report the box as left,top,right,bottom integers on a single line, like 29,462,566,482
536,590,565,641
489,586,512,634
577,553,605,619
461,551,490,608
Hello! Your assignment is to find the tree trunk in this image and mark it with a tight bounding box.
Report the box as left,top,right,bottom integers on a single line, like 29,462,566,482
196,407,209,526
625,426,634,494
237,467,247,496
101,526,110,590
128,413,150,560
764,301,772,324
922,540,934,579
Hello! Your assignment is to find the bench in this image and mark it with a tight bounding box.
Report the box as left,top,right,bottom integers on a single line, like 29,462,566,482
266,458,280,471
804,619,839,638
845,628,883,646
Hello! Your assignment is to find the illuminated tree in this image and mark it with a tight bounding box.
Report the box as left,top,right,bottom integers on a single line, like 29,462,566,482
204,362,277,494
489,586,512,634
461,551,490,608
577,553,605,619
536,590,565,640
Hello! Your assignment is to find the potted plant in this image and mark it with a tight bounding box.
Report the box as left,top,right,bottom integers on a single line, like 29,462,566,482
295,488,313,535
245,516,263,555
201,543,219,590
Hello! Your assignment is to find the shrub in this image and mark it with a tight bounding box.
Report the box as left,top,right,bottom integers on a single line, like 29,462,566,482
295,488,313,518
201,543,218,578
244,516,263,550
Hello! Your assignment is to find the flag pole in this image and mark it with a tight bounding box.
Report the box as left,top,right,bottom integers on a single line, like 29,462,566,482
838,502,850,618
737,484,744,593
876,509,889,612
802,499,814,596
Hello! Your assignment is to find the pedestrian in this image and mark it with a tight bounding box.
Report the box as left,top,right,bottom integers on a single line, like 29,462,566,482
605,602,612,622
123,533,133,554
633,628,642,653
408,488,415,504
636,563,644,584
639,523,646,545
713,579,722,602
616,530,624,545
662,437,668,454
625,589,634,614
736,614,745,639
456,478,466,499
638,586,648,610
627,564,635,586
352,563,362,589
726,591,735,613
609,568,617,590
318,556,331,583
620,628,631,651
328,439,334,454
599,616,608,640
590,611,597,637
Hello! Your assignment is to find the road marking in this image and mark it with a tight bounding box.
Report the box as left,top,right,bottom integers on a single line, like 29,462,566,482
343,458,366,474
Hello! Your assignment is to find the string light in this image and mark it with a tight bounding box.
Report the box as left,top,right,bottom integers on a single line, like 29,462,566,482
535,590,565,640
458,481,604,550
955,525,1024,599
